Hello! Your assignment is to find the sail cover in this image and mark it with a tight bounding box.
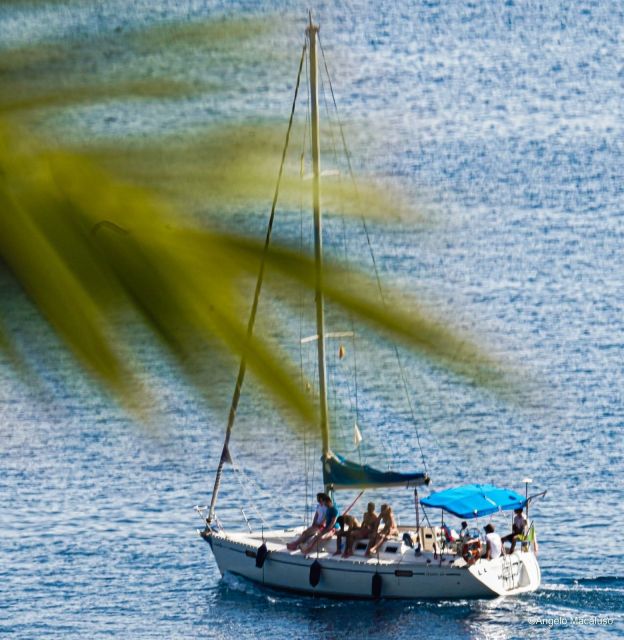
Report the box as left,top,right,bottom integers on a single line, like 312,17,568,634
420,484,526,519
323,453,429,490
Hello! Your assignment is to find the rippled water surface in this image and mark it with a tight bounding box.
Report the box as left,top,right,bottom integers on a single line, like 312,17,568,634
1,1,623,638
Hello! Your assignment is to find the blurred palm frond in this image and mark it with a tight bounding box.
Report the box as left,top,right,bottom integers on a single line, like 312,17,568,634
0,11,513,431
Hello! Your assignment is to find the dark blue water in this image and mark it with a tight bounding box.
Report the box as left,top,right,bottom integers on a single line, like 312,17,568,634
1,1,623,638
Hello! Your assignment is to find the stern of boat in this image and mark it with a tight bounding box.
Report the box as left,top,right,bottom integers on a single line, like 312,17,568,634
467,550,541,596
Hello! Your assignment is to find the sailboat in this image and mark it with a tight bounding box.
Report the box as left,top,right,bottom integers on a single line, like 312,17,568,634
198,17,542,599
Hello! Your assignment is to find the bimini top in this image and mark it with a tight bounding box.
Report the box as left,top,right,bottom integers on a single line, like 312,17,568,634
323,453,430,490
420,483,526,519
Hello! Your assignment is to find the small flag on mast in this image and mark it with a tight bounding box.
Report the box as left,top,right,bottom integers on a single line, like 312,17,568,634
528,524,538,556
353,422,363,447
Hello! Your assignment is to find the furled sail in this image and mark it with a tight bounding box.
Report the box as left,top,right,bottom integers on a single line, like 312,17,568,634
323,453,430,490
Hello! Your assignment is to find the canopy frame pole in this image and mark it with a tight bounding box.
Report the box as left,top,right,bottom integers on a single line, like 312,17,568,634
414,488,421,554
439,511,444,564
523,477,533,521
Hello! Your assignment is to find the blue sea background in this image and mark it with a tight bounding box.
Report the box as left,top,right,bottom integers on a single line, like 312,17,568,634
1,1,623,638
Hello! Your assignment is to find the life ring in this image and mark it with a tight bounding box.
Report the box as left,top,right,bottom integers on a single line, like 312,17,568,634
462,539,482,565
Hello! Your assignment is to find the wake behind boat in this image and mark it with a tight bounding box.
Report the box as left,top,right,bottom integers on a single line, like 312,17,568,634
198,16,542,600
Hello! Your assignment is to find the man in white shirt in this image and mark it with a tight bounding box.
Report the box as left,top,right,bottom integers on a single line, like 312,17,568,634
287,493,327,550
484,523,502,560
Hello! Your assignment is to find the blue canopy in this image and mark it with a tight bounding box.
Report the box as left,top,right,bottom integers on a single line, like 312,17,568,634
323,453,429,490
420,483,526,519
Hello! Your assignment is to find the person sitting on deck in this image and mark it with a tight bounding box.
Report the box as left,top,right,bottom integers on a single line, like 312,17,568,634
483,523,502,561
333,513,360,555
302,495,339,555
366,503,399,556
501,508,528,554
287,493,327,551
441,523,459,543
342,502,378,558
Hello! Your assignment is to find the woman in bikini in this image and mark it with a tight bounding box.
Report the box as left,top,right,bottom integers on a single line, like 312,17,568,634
366,504,398,556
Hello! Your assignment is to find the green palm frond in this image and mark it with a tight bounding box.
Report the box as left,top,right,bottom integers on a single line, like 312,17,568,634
0,11,514,430
79,126,418,221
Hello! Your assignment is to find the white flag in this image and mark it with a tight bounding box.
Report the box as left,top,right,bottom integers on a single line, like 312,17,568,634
353,422,363,447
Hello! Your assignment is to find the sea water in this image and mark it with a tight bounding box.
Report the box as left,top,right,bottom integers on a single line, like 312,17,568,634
1,1,623,638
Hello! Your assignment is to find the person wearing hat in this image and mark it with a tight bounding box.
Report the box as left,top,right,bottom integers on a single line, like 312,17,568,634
483,523,502,560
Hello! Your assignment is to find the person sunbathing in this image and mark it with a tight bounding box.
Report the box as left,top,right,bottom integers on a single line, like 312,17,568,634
286,493,327,551
333,513,360,555
302,495,339,555
342,502,378,557
366,504,398,556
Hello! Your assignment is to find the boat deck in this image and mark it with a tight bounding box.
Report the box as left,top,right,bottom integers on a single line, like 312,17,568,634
219,525,466,568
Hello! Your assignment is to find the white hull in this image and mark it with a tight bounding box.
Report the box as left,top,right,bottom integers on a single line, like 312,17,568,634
202,528,540,600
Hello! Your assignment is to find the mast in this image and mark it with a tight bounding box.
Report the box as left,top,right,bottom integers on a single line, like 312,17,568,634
307,16,331,465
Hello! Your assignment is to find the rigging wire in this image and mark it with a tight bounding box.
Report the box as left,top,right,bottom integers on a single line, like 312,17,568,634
318,34,429,476
317,64,341,450
230,460,269,528
230,447,304,526
317,55,363,462
207,41,308,522
318,39,400,470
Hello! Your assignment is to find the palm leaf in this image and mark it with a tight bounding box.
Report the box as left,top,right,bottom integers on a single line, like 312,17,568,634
0,11,515,431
